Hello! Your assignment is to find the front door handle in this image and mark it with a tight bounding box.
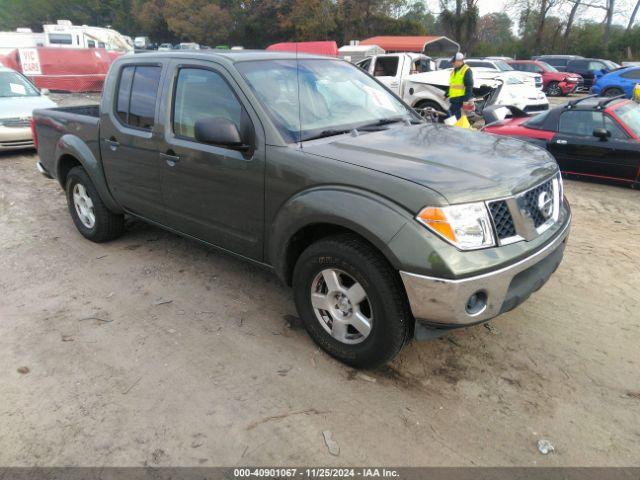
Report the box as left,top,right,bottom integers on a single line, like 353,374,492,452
160,151,180,167
105,137,119,151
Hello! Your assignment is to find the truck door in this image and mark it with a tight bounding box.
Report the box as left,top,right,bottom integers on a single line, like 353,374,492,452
100,61,166,223
157,60,265,260
372,55,402,95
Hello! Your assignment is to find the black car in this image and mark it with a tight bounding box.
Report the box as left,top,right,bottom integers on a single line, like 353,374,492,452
535,55,584,72
565,58,615,90
484,96,640,186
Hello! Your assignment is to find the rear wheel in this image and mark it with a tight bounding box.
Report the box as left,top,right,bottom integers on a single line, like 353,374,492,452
603,87,624,97
545,81,562,97
66,166,124,242
292,234,411,368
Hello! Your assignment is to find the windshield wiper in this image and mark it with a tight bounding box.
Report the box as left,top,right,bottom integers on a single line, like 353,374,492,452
358,116,419,130
301,129,352,142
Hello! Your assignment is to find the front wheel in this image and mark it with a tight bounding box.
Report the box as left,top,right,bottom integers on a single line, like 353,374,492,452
292,234,411,368
545,81,562,97
66,166,124,242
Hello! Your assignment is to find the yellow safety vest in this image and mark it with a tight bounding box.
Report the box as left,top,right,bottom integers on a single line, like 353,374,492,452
449,64,469,99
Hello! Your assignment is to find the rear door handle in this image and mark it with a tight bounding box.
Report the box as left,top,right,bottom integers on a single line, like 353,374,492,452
160,151,180,166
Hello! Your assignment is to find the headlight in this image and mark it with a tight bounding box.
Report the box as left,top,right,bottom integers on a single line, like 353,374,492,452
416,203,495,250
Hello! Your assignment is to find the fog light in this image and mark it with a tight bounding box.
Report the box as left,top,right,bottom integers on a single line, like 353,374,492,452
466,291,487,315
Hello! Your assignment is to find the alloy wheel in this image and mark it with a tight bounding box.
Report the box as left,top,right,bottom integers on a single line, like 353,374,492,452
310,268,373,345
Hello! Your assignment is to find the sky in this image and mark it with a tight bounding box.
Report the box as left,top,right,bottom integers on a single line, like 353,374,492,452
425,0,632,29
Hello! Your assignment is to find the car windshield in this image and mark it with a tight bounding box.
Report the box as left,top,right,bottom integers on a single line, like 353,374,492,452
539,61,558,72
614,102,640,137
495,60,514,71
237,59,414,143
0,71,40,97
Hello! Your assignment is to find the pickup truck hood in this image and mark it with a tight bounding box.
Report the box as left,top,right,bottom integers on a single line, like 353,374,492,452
0,95,57,119
304,123,558,204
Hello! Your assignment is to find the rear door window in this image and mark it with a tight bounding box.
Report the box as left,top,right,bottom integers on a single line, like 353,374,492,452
373,57,399,77
115,65,162,130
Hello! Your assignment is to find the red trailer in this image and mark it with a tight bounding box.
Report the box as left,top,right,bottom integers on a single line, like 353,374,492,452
266,41,338,57
0,47,122,92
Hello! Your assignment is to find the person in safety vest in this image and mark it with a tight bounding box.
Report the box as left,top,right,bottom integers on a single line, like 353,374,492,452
446,52,474,120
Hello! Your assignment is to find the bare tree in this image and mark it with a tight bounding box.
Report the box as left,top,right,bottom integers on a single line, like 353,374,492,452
603,0,614,53
627,0,640,32
562,0,581,52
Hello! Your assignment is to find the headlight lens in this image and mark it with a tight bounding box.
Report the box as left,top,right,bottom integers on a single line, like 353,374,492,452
417,203,495,250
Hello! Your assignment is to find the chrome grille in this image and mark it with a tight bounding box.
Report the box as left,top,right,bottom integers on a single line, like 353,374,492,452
488,200,516,240
1,117,30,128
487,174,561,245
522,179,554,228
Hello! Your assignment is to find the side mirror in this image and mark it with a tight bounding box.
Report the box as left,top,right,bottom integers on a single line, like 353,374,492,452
194,117,248,151
40,88,50,95
593,128,611,140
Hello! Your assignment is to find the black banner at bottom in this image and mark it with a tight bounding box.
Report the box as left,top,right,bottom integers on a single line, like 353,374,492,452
0,468,638,480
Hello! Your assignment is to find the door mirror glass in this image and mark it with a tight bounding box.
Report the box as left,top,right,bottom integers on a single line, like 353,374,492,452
593,127,611,140
194,117,246,149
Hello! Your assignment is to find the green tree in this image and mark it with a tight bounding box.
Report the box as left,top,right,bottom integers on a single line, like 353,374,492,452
162,0,232,46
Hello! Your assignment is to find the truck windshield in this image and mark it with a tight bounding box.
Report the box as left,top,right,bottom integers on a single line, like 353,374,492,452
539,62,558,72
0,71,40,97
237,59,413,142
494,60,515,72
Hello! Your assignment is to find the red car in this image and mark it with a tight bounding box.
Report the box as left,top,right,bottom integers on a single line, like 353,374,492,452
482,96,640,186
508,60,584,96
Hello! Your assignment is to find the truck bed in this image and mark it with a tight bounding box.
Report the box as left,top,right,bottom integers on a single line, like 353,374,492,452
45,105,100,118
33,104,102,183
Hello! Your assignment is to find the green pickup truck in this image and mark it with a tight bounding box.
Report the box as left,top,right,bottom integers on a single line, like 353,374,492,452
33,51,571,367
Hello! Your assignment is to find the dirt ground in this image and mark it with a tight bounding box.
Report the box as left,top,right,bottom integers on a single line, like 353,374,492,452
0,93,639,467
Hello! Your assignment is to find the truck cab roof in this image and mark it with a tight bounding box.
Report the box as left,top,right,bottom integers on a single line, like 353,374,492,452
129,50,334,64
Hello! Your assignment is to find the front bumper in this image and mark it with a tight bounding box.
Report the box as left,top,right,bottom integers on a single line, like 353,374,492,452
0,125,34,151
400,216,571,326
559,81,578,94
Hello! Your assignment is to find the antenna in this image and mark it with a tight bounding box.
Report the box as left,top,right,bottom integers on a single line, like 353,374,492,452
296,42,303,149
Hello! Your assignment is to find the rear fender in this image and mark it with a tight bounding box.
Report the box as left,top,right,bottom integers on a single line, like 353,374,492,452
55,134,123,213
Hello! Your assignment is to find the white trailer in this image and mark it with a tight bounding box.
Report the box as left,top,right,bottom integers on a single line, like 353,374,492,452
338,44,385,63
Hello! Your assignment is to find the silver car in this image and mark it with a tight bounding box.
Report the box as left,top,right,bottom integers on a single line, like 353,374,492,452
0,66,57,151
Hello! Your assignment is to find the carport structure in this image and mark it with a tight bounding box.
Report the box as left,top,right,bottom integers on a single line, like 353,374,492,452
359,36,460,57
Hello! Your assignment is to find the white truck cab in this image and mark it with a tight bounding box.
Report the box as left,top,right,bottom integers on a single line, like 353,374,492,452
355,52,549,117
356,53,435,96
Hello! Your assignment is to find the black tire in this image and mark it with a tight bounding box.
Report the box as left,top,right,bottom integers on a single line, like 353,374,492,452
545,81,562,97
292,234,411,368
603,87,624,97
415,100,447,122
65,166,124,243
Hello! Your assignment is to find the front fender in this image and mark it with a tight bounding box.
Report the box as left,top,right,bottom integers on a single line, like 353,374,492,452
268,186,416,283
55,134,123,213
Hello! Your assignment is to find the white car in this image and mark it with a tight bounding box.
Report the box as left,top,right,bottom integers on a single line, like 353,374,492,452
0,67,57,151
405,67,549,115
466,58,544,90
